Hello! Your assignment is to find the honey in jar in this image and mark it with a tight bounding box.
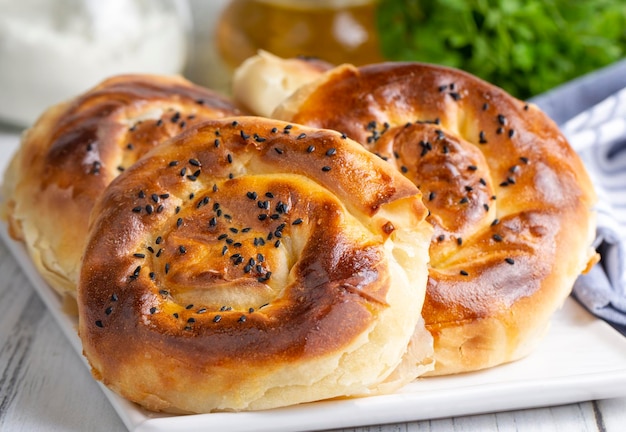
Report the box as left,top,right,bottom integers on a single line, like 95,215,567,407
215,0,382,71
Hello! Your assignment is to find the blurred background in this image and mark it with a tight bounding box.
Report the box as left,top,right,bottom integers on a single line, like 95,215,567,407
1,0,625,127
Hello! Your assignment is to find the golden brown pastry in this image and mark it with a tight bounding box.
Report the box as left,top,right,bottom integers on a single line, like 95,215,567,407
1,74,241,299
270,61,598,375
77,117,434,412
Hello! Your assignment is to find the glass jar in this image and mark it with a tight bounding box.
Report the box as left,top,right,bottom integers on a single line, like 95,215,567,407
215,0,382,71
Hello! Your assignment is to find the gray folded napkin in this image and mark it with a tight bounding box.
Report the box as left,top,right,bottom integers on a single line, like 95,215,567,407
531,59,626,331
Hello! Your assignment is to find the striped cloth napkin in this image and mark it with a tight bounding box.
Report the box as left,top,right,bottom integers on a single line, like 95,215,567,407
531,59,626,329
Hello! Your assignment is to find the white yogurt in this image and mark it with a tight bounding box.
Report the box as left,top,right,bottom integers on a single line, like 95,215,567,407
0,0,190,126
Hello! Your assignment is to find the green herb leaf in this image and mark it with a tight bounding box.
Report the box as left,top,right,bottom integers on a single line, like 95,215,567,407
376,0,626,99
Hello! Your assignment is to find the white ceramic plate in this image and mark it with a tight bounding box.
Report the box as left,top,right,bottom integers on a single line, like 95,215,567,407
2,131,626,432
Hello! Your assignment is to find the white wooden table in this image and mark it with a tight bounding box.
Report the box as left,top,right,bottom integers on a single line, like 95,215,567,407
1,233,626,431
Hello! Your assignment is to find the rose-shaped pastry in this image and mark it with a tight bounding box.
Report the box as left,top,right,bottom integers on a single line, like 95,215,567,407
2,74,241,298
78,117,434,412
268,61,598,375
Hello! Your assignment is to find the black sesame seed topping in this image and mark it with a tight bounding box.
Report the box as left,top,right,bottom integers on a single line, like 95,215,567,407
307,145,315,153
505,257,515,265
325,148,336,156
460,270,469,276
247,191,258,200
213,315,222,323
296,133,306,140
493,234,503,242
95,320,103,328
321,166,331,172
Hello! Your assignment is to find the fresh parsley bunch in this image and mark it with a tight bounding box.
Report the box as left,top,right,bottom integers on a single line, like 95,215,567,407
376,0,626,99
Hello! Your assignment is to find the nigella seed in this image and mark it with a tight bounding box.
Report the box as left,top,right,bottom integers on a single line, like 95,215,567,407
111,294,118,302
171,112,181,123
187,317,196,323
292,218,303,225
186,304,194,310
179,245,187,254
227,154,233,164
341,132,347,139
247,191,258,200
520,156,529,164
325,148,336,156
156,119,163,127
484,204,490,211
105,307,113,315
258,214,267,221
491,218,500,226
173,312,179,318
493,234,503,242
437,234,445,242
457,237,463,246
150,307,157,314
165,263,170,274
482,102,489,111
177,218,183,228
240,130,250,140
479,178,487,186
497,127,504,135
321,166,331,172
296,133,306,140
197,308,207,314
497,114,507,125
265,192,274,198
213,315,222,323
274,147,284,155
222,245,228,255
156,248,163,257
428,191,436,201
306,145,315,153
460,270,469,276
156,205,164,213
449,92,461,101
133,253,146,258
169,160,179,167
508,129,515,138
217,233,228,240
254,134,266,143
401,166,408,173
145,205,154,214
479,131,487,144
209,217,217,227
459,197,469,204
147,246,155,253
214,139,220,148
229,227,239,234
189,159,201,167
468,165,478,171
138,190,146,199
149,272,156,280
95,320,103,328
132,206,142,213
238,315,247,323
180,167,187,176
274,239,281,248
505,257,515,265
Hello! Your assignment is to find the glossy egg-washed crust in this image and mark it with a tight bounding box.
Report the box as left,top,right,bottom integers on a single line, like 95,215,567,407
78,117,434,413
273,62,598,375
1,74,241,298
